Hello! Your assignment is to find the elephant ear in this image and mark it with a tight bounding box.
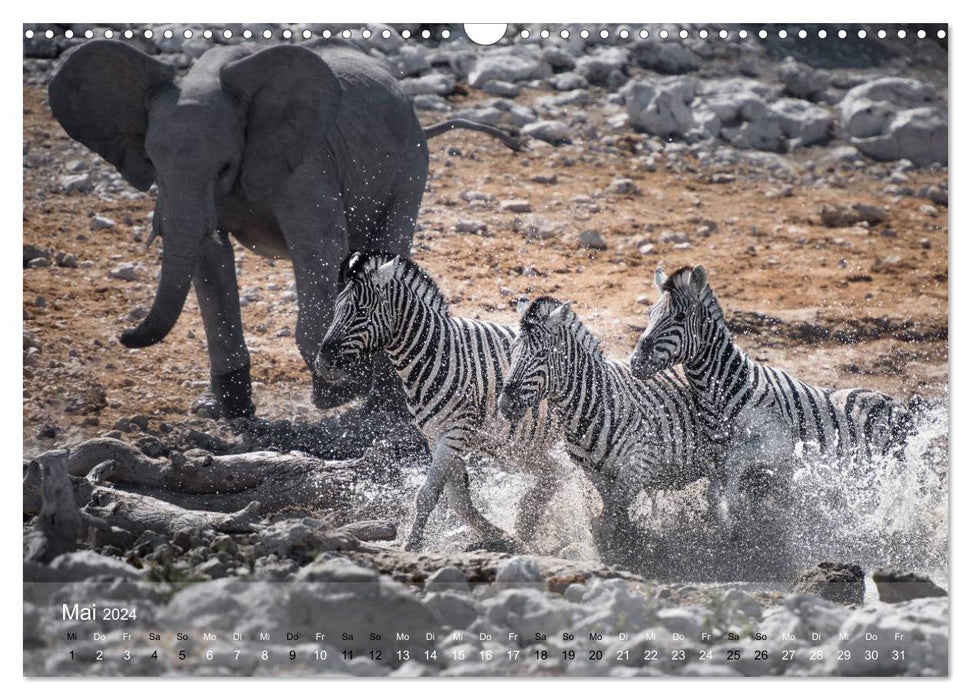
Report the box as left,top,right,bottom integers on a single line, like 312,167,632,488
220,45,342,203
48,40,174,192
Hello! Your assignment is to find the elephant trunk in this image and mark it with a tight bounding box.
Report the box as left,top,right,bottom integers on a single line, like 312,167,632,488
120,215,204,349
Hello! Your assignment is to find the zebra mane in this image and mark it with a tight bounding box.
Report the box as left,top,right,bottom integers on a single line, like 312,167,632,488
340,251,449,315
523,297,603,358
663,266,727,329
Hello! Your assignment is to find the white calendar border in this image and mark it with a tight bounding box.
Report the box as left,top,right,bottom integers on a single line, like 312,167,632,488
6,0,960,693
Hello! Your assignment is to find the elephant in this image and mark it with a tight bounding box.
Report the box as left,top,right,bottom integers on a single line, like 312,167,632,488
48,38,520,419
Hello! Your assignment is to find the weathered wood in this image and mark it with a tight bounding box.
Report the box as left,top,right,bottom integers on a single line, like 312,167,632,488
83,486,263,536
24,450,82,563
338,520,398,542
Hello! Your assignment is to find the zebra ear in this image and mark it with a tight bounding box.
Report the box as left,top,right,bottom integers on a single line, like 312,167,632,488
654,267,668,292
373,257,399,287
689,265,708,297
516,296,530,316
547,301,572,330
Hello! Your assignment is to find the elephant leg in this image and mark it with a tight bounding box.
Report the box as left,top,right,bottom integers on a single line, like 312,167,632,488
272,189,364,409
192,231,254,418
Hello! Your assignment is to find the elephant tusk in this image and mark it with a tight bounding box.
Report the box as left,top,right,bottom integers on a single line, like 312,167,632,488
144,228,159,249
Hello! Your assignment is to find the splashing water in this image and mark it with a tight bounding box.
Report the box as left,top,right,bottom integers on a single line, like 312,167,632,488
357,397,947,586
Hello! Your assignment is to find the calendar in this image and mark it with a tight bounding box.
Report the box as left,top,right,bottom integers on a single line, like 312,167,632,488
23,20,949,679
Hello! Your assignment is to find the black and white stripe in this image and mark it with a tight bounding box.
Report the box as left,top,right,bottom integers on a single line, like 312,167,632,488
630,265,913,529
497,297,707,561
315,252,557,551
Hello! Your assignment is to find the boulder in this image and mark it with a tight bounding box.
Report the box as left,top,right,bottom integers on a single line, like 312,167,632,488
549,72,588,92
575,47,629,87
631,40,700,74
778,57,829,100
622,77,696,137
872,568,947,604
467,47,551,88
400,73,455,97
521,120,572,145
47,551,142,582
771,98,834,146
789,562,865,606
839,78,947,165
494,555,543,589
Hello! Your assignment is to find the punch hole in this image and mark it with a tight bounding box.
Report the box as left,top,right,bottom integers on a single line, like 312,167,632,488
341,29,351,39
560,29,570,39
540,29,550,39
917,29,926,38
464,24,507,46
520,29,529,39
163,29,172,39
699,29,708,39
124,29,133,38
65,29,74,38
382,29,391,39
718,29,728,39
858,30,867,39
441,29,451,39
144,29,153,39
758,29,768,39
401,29,410,39
303,29,312,39
600,29,609,39
937,29,946,39
204,29,213,39
283,29,293,39
85,29,93,38
241,29,252,39
778,29,787,39
818,29,827,39
223,29,233,40
362,29,372,39
659,29,668,39
877,29,886,39
619,28,629,39
640,29,649,39
738,29,748,39
421,29,431,39
679,29,688,39
183,29,192,39
24,29,33,38
580,29,589,39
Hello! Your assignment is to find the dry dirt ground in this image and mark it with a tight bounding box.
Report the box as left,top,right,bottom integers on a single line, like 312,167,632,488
22,83,948,455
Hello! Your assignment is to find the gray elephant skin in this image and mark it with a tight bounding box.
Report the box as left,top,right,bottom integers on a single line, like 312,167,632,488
49,38,519,418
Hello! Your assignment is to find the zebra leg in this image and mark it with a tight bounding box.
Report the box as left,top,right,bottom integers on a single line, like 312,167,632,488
514,458,558,543
445,465,517,550
404,439,461,551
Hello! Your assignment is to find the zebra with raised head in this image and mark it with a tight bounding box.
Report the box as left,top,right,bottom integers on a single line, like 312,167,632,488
314,251,559,552
629,265,913,531
497,297,708,565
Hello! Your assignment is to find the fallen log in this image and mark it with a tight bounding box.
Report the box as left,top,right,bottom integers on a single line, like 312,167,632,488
25,438,404,517
83,486,263,536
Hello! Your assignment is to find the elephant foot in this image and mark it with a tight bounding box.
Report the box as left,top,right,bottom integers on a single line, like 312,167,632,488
192,365,255,419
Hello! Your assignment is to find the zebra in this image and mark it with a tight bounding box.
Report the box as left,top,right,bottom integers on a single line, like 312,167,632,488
497,296,708,565
629,265,913,533
314,251,559,552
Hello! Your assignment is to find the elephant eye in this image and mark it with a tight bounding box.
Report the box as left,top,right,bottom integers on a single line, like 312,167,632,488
218,162,233,179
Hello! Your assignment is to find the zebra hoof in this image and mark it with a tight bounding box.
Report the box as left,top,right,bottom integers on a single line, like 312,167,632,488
465,538,520,554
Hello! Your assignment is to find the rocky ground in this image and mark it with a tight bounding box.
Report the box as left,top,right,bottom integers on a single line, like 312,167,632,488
23,24,948,677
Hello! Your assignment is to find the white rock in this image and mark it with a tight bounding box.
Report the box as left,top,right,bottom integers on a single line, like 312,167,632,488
771,98,834,146
494,555,543,588
839,78,947,165
522,120,573,145
400,73,455,97
622,77,696,137
482,80,521,98
468,47,551,88
89,215,115,231
108,263,143,282
60,173,92,194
